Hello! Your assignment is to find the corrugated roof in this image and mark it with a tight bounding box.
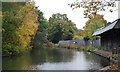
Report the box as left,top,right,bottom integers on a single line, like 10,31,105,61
93,20,118,36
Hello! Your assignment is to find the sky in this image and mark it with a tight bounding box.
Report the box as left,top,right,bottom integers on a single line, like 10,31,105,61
34,0,119,29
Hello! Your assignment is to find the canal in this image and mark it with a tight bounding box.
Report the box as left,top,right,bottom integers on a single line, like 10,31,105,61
2,48,110,70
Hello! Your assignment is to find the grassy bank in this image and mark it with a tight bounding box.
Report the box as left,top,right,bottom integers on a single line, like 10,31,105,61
58,44,101,51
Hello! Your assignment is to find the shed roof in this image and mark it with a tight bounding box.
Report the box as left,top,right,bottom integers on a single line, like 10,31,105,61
93,19,119,36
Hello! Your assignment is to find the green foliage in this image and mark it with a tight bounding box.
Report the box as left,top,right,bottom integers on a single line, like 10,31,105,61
68,0,117,18
47,13,77,43
47,24,63,43
44,43,59,48
83,46,101,51
85,46,96,51
31,10,48,48
84,36,91,41
2,43,26,56
2,2,38,56
43,42,54,48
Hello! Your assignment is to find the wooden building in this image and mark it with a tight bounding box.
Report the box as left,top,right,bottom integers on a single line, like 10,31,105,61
93,19,120,53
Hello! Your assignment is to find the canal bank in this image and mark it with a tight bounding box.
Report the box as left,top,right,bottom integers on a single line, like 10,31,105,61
90,50,119,70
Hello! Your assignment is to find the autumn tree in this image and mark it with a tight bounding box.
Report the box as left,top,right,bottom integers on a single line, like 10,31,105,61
16,2,38,48
83,14,107,40
73,29,84,40
68,0,116,40
2,2,38,56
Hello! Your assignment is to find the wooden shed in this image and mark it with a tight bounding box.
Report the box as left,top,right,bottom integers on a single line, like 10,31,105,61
93,19,120,53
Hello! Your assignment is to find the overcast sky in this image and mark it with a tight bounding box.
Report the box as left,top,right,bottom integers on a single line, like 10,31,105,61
34,0,118,29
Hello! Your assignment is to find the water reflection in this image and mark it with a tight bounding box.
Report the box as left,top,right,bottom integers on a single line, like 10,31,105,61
30,48,73,65
2,48,110,70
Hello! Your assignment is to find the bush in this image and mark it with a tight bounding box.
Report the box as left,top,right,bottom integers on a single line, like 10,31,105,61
52,44,59,48
43,42,54,48
112,54,119,58
84,46,101,51
59,44,80,49
2,43,26,56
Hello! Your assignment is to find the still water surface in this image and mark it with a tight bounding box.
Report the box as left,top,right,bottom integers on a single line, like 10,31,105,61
2,48,110,70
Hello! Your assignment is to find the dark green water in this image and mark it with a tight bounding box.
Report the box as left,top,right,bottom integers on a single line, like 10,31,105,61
2,48,110,70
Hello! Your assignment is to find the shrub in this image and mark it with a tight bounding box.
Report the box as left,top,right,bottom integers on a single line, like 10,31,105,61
84,46,101,51
2,43,26,56
59,44,80,49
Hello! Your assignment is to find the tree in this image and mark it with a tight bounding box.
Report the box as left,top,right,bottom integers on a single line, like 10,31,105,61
48,24,63,43
68,0,117,18
2,2,38,55
31,9,48,48
83,14,107,40
47,13,77,43
16,2,38,48
73,29,84,40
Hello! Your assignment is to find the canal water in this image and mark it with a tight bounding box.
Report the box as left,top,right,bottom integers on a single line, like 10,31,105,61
2,48,110,70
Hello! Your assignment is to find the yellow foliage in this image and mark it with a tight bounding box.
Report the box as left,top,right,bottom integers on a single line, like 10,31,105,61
16,2,38,48
82,14,107,39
